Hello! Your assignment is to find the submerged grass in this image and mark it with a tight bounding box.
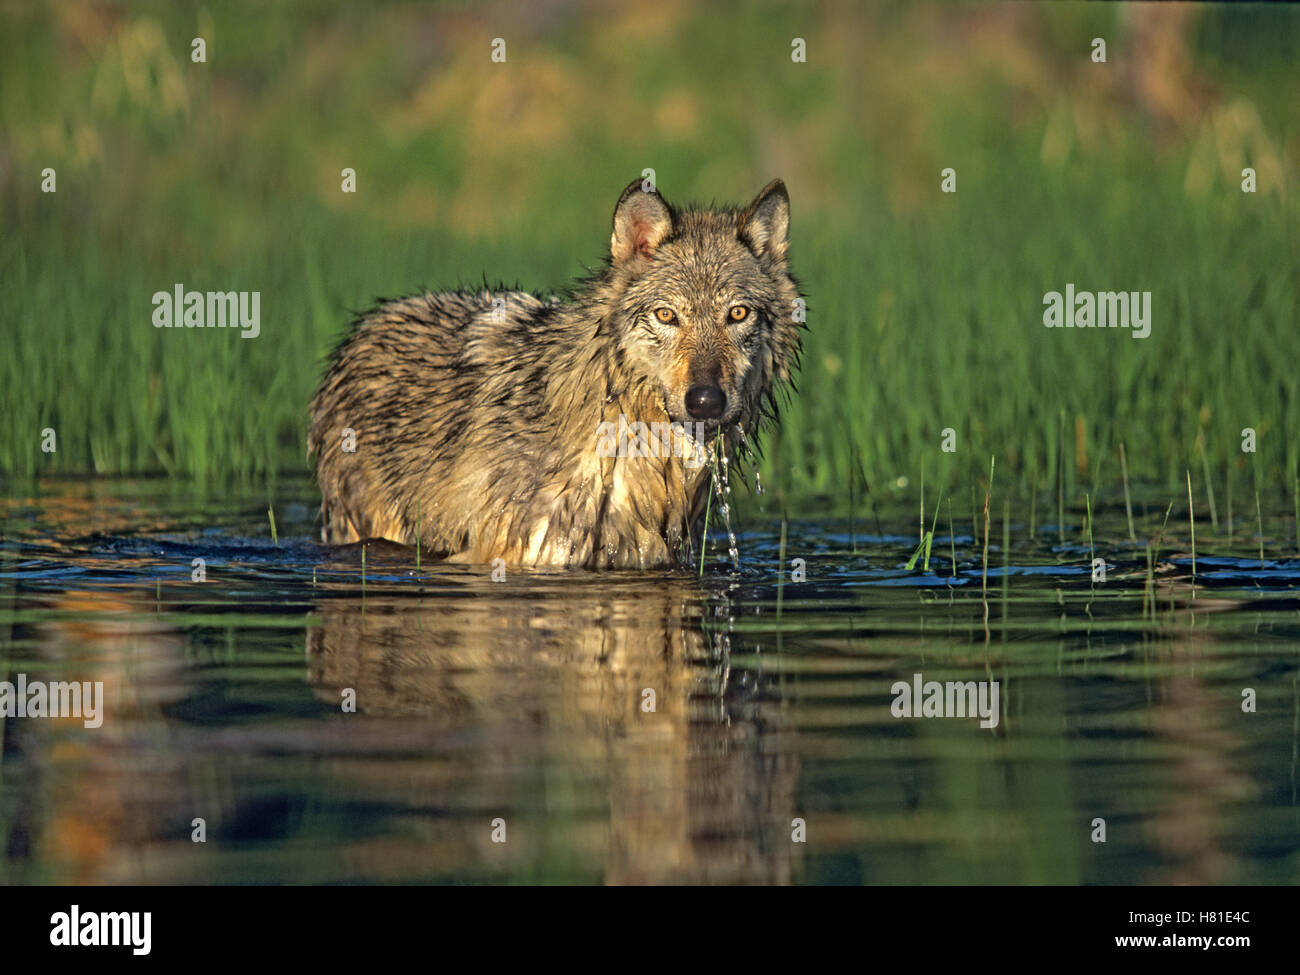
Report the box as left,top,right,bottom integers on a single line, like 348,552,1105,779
1187,470,1197,597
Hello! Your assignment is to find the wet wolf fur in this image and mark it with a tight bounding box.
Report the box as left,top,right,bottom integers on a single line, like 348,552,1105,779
308,178,803,569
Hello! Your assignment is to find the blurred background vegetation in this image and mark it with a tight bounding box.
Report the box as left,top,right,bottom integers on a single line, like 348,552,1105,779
2,1,1297,515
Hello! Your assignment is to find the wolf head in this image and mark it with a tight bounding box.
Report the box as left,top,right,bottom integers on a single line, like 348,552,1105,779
606,178,802,436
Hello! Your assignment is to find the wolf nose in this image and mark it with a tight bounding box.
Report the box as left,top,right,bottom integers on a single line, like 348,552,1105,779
685,384,726,420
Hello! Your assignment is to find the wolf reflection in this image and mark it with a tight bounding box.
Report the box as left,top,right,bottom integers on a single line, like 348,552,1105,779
306,575,802,883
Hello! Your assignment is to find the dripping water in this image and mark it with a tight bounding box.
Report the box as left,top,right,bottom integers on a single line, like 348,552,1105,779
735,423,764,496
709,434,741,571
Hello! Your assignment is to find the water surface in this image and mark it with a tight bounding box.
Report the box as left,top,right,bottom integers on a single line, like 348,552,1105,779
1,478,1298,884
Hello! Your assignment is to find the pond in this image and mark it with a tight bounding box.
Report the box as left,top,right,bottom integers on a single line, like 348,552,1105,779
1,477,1298,884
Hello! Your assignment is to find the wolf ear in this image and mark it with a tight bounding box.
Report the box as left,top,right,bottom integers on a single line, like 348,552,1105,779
739,179,790,263
611,179,674,263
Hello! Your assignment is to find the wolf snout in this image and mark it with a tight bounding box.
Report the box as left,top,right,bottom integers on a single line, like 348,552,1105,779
685,384,726,420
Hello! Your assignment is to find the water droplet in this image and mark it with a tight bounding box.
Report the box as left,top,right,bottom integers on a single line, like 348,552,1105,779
706,439,741,572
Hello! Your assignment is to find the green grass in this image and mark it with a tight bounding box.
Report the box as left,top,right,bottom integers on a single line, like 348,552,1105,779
2,1,1298,509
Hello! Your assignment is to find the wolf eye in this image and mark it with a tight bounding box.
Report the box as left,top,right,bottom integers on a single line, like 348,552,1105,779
654,307,678,325
729,305,750,322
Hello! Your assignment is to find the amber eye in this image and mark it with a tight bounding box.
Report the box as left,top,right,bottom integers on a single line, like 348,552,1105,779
729,305,750,322
654,307,677,325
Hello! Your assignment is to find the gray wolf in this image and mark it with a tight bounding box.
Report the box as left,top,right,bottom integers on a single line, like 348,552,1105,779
308,177,803,569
